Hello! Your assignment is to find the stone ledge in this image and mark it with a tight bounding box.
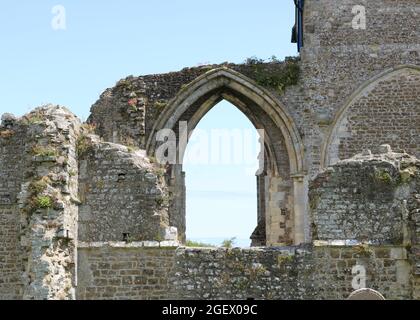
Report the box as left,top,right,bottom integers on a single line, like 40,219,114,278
78,241,180,249
77,242,307,255
313,240,409,255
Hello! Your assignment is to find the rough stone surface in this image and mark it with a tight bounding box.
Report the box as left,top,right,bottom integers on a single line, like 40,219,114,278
77,244,412,300
310,148,420,244
78,135,171,242
0,0,420,300
1,105,81,300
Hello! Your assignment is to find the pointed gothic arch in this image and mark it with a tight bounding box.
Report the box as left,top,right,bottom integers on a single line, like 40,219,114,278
321,64,420,168
146,67,308,246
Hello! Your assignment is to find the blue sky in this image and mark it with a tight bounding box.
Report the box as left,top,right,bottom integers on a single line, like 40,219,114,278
0,0,297,246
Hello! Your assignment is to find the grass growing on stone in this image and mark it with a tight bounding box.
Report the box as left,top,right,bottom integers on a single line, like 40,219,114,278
81,123,96,134
185,240,215,248
76,135,92,157
354,244,374,257
374,169,393,184
35,195,53,209
277,254,294,267
398,167,418,185
27,177,54,213
245,56,300,94
154,100,167,113
221,237,237,248
23,114,43,125
32,145,58,158
29,177,51,195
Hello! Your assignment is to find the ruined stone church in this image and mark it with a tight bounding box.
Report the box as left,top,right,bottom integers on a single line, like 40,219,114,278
0,0,419,300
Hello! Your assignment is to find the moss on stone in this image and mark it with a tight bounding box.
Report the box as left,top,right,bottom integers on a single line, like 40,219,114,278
245,56,300,94
398,167,418,184
32,145,58,158
374,169,393,184
156,194,171,207
154,101,167,113
23,113,43,125
76,135,92,157
116,78,133,90
29,177,51,195
277,254,294,266
354,244,374,257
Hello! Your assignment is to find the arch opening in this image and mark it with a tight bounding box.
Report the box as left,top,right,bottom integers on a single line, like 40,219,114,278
183,100,262,247
148,68,307,246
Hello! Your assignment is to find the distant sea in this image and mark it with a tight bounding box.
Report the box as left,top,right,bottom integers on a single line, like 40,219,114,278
188,237,251,248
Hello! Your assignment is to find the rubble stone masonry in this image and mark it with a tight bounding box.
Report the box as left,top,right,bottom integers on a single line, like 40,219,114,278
0,0,419,299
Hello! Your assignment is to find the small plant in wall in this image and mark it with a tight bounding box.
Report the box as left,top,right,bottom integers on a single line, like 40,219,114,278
35,195,53,209
185,240,215,248
23,113,43,125
128,98,138,111
154,100,167,113
26,176,54,213
32,145,58,158
354,244,374,257
156,194,171,207
374,169,393,184
81,123,96,134
277,254,294,267
76,135,93,157
221,237,237,248
244,56,300,95
29,176,51,195
398,166,418,185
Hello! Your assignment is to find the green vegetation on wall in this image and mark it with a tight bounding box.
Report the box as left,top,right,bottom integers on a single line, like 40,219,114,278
245,56,300,94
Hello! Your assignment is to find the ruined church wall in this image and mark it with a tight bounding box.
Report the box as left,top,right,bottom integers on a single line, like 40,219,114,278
300,0,420,173
309,147,420,299
0,117,27,299
77,244,412,300
332,69,420,162
87,61,298,153
0,106,81,300
77,135,174,243
310,149,420,244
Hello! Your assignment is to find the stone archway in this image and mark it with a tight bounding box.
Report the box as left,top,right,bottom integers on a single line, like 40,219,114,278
146,68,307,246
321,65,420,168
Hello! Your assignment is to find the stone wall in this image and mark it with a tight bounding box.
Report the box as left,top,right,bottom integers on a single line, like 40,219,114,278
0,114,27,299
87,60,299,152
77,243,176,300
301,0,420,173
85,0,420,244
76,243,413,300
0,105,81,300
1,0,420,300
333,68,420,162
310,146,419,244
78,135,175,243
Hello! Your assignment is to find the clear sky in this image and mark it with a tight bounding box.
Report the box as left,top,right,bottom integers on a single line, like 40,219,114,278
0,0,297,246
